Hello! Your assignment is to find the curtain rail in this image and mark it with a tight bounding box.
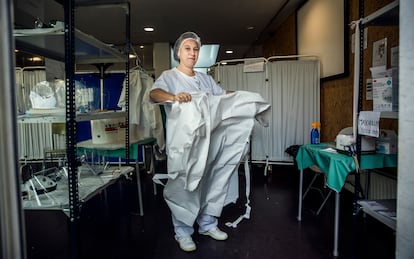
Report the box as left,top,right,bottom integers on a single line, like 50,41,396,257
21,66,46,71
267,55,318,62
213,55,319,83
214,55,319,67
214,57,267,66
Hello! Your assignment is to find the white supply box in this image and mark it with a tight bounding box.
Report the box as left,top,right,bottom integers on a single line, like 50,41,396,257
373,77,393,111
375,129,397,154
372,69,398,112
336,134,376,152
90,118,126,144
335,127,376,152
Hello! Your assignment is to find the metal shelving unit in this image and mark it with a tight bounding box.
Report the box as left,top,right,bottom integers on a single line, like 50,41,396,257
355,0,399,229
361,0,399,26
14,1,131,258
15,28,125,64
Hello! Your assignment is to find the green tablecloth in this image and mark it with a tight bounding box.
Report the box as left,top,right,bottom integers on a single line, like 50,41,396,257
77,137,157,160
296,143,397,192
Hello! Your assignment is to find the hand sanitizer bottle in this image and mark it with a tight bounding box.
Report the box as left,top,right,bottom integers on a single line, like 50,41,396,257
311,122,320,144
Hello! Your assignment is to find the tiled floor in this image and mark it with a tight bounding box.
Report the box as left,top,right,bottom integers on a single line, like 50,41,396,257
25,164,396,259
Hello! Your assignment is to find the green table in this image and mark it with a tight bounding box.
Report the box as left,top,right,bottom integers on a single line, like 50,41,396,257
296,143,397,192
77,137,157,216
295,143,397,256
77,137,157,160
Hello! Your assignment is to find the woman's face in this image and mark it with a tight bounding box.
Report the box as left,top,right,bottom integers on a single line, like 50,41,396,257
179,39,200,68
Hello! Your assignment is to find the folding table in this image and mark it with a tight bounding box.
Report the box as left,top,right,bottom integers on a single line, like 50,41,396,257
77,137,157,216
295,143,397,257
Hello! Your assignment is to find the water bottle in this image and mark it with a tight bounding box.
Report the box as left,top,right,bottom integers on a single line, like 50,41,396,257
311,122,320,144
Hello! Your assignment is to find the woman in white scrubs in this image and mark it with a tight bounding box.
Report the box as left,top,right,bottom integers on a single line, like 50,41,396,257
150,31,233,252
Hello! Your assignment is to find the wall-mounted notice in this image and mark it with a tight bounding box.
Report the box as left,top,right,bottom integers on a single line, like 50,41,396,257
372,38,387,67
358,111,380,137
366,79,373,100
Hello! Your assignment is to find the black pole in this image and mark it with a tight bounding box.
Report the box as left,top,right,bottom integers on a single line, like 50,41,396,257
64,1,80,258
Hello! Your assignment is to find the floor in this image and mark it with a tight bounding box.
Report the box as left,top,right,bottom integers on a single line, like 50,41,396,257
24,164,396,259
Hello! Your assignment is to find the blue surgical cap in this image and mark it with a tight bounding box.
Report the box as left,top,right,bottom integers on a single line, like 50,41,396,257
173,31,201,61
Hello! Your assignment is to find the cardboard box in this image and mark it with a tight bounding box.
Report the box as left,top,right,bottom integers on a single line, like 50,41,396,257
375,129,397,154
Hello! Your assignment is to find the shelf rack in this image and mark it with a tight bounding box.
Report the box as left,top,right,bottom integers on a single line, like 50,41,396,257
15,28,125,64
354,0,399,238
355,0,400,187
361,0,399,27
14,1,131,258
65,2,130,258
357,199,396,230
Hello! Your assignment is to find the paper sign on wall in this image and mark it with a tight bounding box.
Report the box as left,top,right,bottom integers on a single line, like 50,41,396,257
372,38,387,67
366,79,373,100
358,111,380,137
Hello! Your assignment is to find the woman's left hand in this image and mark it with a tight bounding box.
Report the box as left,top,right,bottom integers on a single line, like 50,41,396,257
174,92,192,103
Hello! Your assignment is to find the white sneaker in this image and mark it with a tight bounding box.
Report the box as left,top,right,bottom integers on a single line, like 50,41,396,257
175,236,196,252
199,227,228,241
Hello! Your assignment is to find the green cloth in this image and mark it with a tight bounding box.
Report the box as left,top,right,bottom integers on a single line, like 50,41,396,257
296,143,397,192
77,138,156,160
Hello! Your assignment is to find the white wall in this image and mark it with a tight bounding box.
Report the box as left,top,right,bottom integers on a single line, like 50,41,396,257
153,42,171,79
397,0,414,258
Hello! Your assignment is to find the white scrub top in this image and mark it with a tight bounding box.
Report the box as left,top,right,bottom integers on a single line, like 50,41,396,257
151,67,226,114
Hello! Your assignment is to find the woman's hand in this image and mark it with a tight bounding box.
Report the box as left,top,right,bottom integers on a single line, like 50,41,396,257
174,92,192,103
149,89,192,103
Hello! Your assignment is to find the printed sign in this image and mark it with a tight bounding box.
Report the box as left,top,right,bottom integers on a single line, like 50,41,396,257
358,111,380,137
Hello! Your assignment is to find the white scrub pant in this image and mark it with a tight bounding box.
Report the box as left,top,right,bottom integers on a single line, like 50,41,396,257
173,213,217,238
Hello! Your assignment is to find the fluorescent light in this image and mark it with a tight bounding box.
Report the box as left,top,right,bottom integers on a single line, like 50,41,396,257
143,27,154,32
225,50,233,54
29,57,43,62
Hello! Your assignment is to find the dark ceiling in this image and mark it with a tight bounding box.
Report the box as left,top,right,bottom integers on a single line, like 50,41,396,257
14,0,305,70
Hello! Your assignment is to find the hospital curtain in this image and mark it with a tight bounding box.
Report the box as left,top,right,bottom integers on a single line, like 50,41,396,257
267,60,320,161
15,68,24,114
21,68,46,111
213,59,320,162
214,63,270,161
22,68,46,92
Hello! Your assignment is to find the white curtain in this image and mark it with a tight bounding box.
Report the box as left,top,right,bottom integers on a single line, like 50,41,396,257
214,59,320,162
15,68,24,114
214,63,270,161
21,68,46,111
15,68,50,159
22,68,46,90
